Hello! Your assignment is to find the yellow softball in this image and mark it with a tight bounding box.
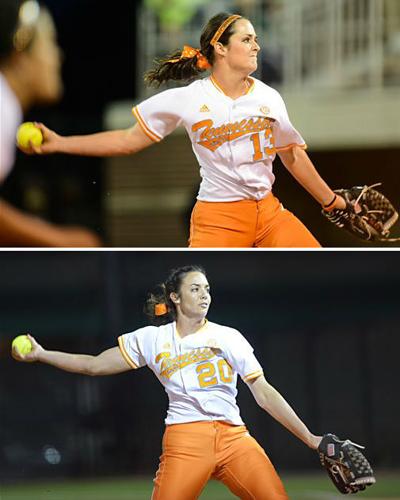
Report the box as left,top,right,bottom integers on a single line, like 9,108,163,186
12,335,33,355
16,122,43,148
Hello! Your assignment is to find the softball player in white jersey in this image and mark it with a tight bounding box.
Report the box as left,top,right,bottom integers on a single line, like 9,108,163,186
13,265,324,500
21,12,346,247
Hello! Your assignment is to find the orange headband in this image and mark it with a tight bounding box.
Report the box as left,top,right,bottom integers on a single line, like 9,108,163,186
167,45,211,70
155,303,168,316
210,14,242,47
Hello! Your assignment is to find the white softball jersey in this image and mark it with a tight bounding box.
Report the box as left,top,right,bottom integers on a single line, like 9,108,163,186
0,72,23,183
133,76,306,202
118,320,263,425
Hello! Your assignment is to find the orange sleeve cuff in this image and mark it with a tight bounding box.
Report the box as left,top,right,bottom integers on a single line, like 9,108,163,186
118,336,139,369
132,106,162,142
275,143,307,152
243,370,263,382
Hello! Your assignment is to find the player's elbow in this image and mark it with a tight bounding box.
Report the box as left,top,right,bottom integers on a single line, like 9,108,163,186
84,357,105,376
252,383,278,411
279,145,306,171
124,126,155,155
121,132,139,155
254,393,270,411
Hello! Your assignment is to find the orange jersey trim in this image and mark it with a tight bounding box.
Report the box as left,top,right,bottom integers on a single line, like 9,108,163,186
118,336,139,369
132,106,162,142
243,370,263,382
275,143,307,152
210,75,255,97
176,319,208,339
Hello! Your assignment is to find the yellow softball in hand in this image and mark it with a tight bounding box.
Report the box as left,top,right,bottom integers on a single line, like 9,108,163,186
12,335,33,355
16,122,43,148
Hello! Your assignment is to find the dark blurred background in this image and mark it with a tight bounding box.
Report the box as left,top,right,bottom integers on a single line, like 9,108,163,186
0,251,399,483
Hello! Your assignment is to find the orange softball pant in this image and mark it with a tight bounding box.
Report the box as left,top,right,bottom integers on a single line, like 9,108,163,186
151,421,288,500
189,192,320,248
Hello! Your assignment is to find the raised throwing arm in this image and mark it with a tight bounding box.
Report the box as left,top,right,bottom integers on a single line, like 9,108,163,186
20,122,154,157
247,375,322,449
12,334,131,376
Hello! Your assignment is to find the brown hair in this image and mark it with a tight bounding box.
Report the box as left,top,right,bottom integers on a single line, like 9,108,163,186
144,265,207,326
144,12,242,87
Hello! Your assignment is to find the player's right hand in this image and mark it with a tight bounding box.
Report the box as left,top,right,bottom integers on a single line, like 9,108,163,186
18,122,62,155
12,334,44,363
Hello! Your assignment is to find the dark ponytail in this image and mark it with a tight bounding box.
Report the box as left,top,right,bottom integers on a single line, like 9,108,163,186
144,49,203,88
144,265,206,326
144,12,242,87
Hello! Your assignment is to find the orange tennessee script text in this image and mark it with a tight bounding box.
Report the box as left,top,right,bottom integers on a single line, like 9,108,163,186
155,348,216,379
192,117,273,152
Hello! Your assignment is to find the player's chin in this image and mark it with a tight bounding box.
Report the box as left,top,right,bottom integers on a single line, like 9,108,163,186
247,60,258,73
198,305,210,316
38,79,63,104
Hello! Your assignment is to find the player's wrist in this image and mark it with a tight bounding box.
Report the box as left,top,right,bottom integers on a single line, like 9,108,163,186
48,134,65,154
308,434,322,450
34,347,46,362
322,194,346,212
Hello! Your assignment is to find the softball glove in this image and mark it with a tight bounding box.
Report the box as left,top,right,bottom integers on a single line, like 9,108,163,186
322,184,399,242
318,433,376,494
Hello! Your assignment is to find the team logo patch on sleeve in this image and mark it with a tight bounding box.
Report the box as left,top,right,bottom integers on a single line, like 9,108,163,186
206,338,218,348
260,106,270,115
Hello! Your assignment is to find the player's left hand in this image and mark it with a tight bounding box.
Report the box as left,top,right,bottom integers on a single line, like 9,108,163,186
318,433,376,494
334,195,346,210
322,184,399,242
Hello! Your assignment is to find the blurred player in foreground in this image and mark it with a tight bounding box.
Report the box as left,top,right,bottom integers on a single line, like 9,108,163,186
13,265,324,499
0,0,100,247
19,12,349,248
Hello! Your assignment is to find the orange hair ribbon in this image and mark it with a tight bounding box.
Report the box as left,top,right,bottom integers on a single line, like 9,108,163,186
167,45,211,70
155,303,168,316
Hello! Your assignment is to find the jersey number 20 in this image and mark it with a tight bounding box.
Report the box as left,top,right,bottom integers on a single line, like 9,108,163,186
196,360,233,387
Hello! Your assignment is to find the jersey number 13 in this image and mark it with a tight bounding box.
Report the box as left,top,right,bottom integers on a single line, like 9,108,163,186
250,129,275,161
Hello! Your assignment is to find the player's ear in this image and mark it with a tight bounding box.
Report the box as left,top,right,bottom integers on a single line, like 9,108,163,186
213,42,227,57
170,292,180,305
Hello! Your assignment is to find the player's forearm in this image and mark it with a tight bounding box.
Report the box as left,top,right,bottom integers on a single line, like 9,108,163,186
37,349,96,375
55,129,140,157
251,378,320,448
261,387,316,446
